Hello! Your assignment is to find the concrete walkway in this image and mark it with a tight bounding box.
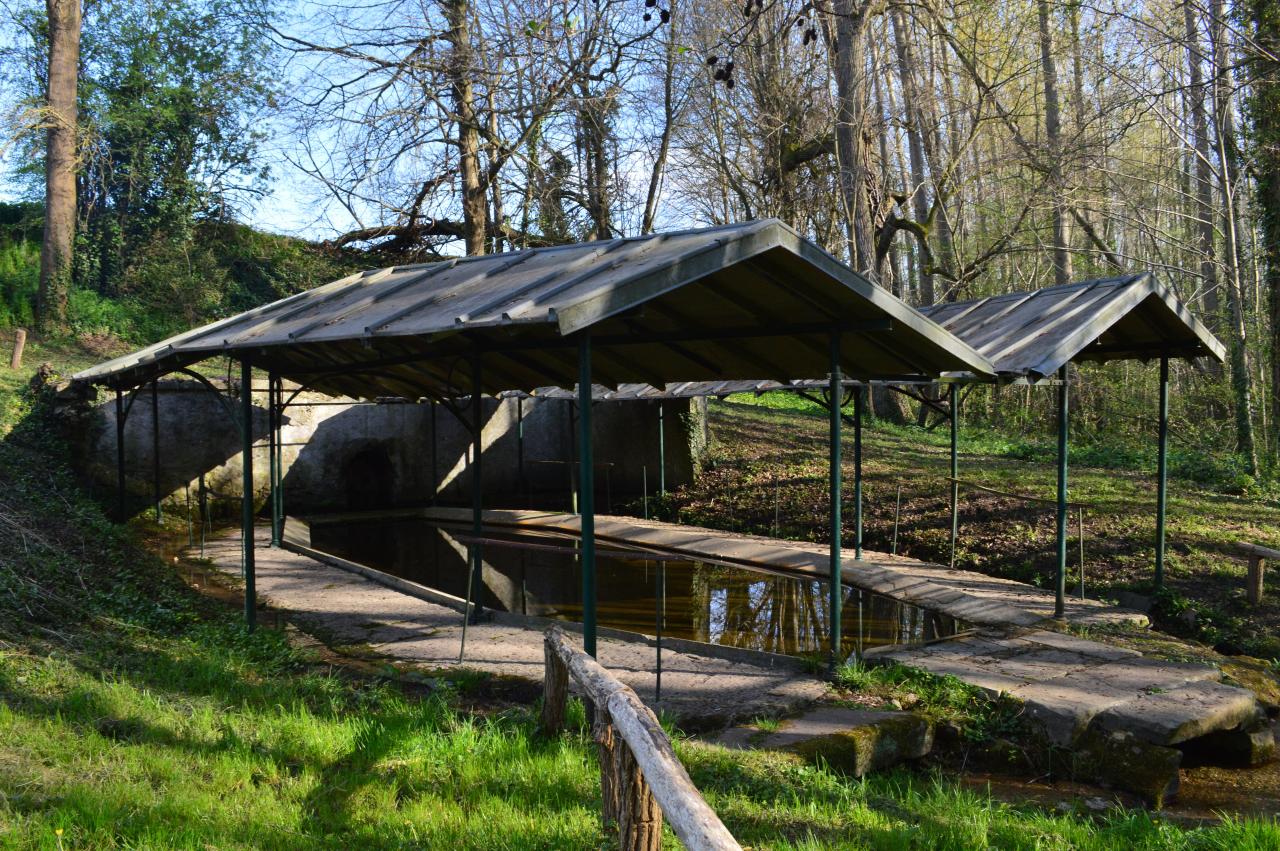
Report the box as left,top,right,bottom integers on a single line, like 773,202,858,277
194,527,828,727
316,507,1148,629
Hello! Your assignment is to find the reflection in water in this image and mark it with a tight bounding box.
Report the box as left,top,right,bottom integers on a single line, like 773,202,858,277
309,517,963,661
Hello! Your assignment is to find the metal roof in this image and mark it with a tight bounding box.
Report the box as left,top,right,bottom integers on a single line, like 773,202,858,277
919,273,1226,380
500,378,906,402
73,219,994,399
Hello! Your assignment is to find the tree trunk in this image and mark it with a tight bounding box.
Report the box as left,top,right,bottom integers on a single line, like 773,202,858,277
642,0,677,235
891,5,933,305
37,0,82,332
582,99,614,240
1213,0,1260,473
870,37,899,294
445,0,486,256
830,0,878,275
1246,0,1280,455
1038,0,1073,286
1185,0,1221,327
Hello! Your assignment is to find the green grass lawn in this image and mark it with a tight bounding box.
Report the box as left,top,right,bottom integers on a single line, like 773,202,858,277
5,626,1280,849
3,337,1280,848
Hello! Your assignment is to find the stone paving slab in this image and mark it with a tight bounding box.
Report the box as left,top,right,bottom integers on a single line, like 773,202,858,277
1016,630,1141,662
867,627,1262,749
195,527,828,727
1008,678,1137,746
1093,681,1260,745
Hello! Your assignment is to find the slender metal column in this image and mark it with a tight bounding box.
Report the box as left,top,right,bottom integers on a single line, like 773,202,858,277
517,397,526,507
469,356,485,621
853,383,863,561
1055,365,1070,619
655,560,665,703
151,381,162,522
1155,355,1170,591
240,360,256,632
459,360,486,662
949,384,960,569
828,332,843,669
268,373,281,547
430,401,438,505
657,403,666,495
579,334,597,657
115,389,126,522
275,376,284,539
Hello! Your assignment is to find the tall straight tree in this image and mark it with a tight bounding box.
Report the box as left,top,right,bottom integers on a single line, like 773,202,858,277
443,0,486,256
36,0,81,330
1212,0,1260,473
1038,0,1072,286
1245,0,1280,456
830,0,880,275
1184,0,1220,326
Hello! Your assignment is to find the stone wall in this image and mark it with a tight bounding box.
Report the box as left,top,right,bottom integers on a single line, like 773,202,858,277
68,378,704,520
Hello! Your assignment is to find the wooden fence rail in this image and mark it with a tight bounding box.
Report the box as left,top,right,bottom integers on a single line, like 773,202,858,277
541,626,742,851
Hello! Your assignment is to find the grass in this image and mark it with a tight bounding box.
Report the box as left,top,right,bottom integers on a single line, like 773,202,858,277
2,346,1280,847
8,639,1280,850
832,662,1027,744
727,390,1270,497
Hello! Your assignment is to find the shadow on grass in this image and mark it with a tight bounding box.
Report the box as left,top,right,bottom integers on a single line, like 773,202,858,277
0,622,602,849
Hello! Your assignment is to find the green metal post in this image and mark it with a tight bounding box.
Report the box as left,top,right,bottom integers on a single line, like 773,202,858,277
459,360,486,663
115,389,126,522
240,360,256,632
517,397,526,507
269,373,281,547
579,334,597,656
828,332,843,669
151,380,162,523
949,384,959,569
1055,365,1069,619
275,376,284,540
1155,356,1169,591
430,401,438,505
469,357,484,622
658,403,666,495
854,383,863,560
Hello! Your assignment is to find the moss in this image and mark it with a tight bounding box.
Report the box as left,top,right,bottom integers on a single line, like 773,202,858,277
1068,728,1183,809
788,714,933,778
1220,656,1280,710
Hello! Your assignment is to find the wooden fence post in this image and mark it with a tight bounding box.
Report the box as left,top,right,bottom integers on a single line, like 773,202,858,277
1248,555,1264,605
615,742,662,851
1241,544,1280,605
9,328,26,370
542,625,742,851
595,704,620,828
542,638,568,736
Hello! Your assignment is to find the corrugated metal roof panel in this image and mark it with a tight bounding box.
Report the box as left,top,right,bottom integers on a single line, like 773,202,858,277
72,219,995,399
919,274,1225,379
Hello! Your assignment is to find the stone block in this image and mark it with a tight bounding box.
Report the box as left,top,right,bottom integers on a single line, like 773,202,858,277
1093,681,1260,746
1009,676,1134,747
1069,727,1182,809
784,710,934,778
1019,630,1142,661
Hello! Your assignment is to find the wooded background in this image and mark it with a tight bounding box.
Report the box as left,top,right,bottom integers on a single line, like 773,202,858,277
2,0,1278,483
